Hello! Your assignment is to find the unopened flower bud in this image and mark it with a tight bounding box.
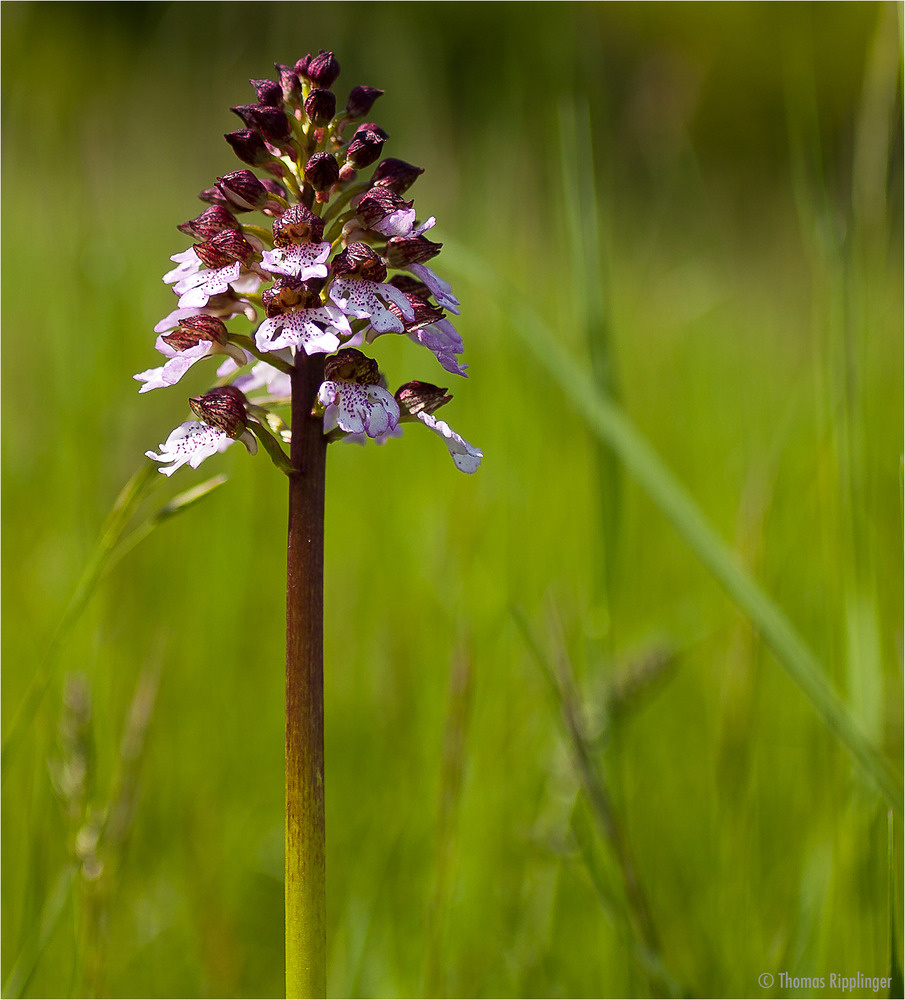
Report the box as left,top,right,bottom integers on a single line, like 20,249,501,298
395,381,452,416
161,314,229,352
372,158,424,194
272,204,325,246
302,50,340,88
263,276,323,316
250,78,283,107
194,228,255,268
189,385,248,437
385,234,443,267
225,129,272,167
345,86,384,120
331,242,387,283
230,104,291,144
304,151,340,192
345,125,388,169
304,88,336,126
275,63,302,104
217,169,269,210
324,348,380,385
178,205,241,239
211,228,257,265
356,185,409,218
198,186,233,209
192,240,236,269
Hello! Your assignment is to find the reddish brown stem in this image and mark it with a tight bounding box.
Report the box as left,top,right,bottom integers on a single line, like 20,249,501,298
285,350,327,999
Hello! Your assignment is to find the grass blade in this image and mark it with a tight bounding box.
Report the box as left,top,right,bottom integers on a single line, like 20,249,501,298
445,245,902,813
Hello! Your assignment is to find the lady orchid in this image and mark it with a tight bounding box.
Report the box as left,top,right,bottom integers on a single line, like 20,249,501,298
133,50,481,1000
137,51,481,477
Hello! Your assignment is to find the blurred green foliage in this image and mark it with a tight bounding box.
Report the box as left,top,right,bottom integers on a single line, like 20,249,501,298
2,3,902,997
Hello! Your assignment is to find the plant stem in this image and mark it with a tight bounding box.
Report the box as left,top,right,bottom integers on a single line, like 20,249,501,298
285,349,328,999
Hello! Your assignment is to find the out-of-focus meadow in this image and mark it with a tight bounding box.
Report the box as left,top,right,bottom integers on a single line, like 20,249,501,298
3,3,902,997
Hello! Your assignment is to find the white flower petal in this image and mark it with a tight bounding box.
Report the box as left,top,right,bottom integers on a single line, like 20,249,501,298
416,412,482,473
134,342,214,393
318,380,400,438
261,242,331,280
146,421,234,476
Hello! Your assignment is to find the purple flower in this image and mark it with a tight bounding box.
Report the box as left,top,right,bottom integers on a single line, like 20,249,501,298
256,305,349,355
408,319,468,377
257,277,351,355
318,380,400,438
145,420,257,476
140,52,480,477
134,339,215,393
164,246,261,309
261,241,331,280
408,262,460,315
328,276,414,333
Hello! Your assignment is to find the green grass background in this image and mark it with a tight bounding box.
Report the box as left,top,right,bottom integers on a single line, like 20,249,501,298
2,2,902,997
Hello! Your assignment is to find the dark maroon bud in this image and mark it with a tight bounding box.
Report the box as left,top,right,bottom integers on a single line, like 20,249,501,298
385,234,443,268
189,385,248,438
275,63,302,104
161,314,229,351
345,128,388,170
230,104,291,144
387,291,444,331
345,86,384,120
389,274,432,299
356,122,389,140
295,54,312,77
178,205,241,239
192,239,236,269
262,276,323,316
304,151,340,192
250,78,283,107
372,157,424,194
225,128,271,167
305,50,340,88
209,227,256,266
331,242,387,283
356,187,414,231
395,381,452,416
198,186,236,209
324,348,381,386
272,204,325,246
216,169,269,211
304,88,336,127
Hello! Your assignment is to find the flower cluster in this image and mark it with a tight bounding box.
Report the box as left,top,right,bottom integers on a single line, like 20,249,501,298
139,50,481,477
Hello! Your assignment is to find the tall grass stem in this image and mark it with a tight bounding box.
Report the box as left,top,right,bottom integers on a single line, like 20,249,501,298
445,246,902,813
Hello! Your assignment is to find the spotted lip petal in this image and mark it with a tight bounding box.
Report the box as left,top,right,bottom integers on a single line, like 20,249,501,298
416,412,482,473
145,421,236,476
134,341,215,393
261,242,331,280
317,380,400,438
255,304,349,355
328,276,416,334
176,262,244,308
